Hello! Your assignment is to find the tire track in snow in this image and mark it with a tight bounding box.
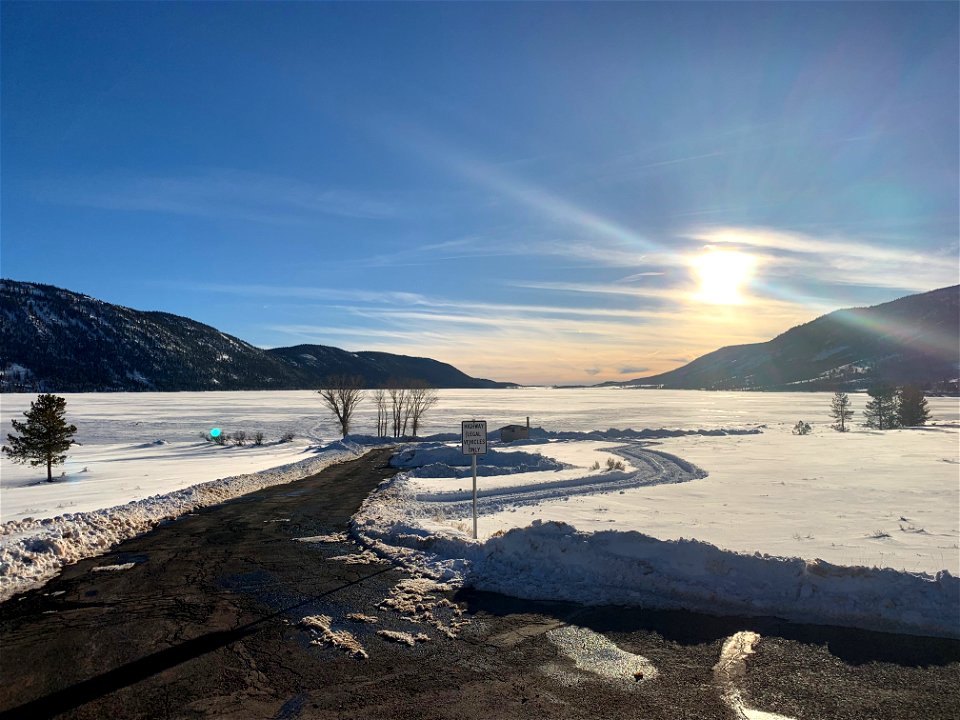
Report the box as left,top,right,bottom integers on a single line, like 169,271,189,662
410,445,705,514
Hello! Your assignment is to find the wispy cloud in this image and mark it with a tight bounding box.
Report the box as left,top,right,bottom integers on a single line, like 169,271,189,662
38,169,399,223
510,280,695,304
689,226,959,292
378,124,672,268
163,281,428,306
243,279,825,384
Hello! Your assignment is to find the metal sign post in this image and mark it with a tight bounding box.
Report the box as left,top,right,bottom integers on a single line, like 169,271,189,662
461,420,487,540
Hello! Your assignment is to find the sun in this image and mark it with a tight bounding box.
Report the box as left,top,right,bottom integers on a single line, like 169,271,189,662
691,250,755,304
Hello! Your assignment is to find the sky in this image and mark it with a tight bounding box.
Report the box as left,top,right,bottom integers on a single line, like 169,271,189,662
2,2,958,386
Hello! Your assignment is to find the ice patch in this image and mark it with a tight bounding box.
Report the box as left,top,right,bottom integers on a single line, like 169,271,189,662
299,614,368,659
295,533,348,544
91,562,136,573
346,613,379,624
714,632,796,720
378,577,469,638
545,625,658,686
328,550,382,565
377,629,430,646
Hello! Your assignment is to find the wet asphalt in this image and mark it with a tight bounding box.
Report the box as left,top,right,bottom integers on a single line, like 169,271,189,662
0,448,957,720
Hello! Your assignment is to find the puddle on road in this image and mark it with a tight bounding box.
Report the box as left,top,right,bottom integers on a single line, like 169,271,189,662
544,625,658,686
714,631,796,720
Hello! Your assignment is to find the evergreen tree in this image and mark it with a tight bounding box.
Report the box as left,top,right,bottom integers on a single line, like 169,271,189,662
829,391,853,432
863,384,899,430
2,394,77,481
897,385,931,427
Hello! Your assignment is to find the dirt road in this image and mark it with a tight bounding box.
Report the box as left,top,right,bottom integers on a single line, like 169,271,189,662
1,448,957,719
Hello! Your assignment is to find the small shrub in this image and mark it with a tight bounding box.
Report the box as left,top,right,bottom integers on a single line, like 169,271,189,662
212,433,227,446
589,460,600,471
792,420,812,435
606,457,625,471
279,431,295,443
233,430,247,446
899,524,927,534
253,431,265,446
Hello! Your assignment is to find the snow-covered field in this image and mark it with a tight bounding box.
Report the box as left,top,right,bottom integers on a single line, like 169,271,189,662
2,389,958,636
357,426,960,638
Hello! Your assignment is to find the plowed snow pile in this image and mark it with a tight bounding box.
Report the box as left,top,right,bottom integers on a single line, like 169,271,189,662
355,427,960,638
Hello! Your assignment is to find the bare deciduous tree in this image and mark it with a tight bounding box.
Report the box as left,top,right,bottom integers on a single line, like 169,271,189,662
406,380,438,437
373,388,389,437
318,375,365,437
385,380,408,437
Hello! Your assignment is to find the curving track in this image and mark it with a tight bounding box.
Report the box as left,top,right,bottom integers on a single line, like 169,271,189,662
410,443,706,513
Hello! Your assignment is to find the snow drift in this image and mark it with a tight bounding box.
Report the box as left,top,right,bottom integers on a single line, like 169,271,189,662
390,442,566,478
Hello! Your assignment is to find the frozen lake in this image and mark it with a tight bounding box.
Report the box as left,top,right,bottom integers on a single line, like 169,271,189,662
3,388,958,446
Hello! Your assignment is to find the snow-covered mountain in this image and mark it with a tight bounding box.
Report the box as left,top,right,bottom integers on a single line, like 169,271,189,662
618,286,960,391
0,280,513,391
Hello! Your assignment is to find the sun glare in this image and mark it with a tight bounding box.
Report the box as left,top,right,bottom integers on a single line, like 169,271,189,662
692,250,755,305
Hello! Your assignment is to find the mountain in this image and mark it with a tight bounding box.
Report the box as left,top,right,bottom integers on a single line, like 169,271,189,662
617,286,959,391
0,280,514,391
267,345,506,389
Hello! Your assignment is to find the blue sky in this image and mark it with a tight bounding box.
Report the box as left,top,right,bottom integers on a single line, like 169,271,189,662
2,2,957,384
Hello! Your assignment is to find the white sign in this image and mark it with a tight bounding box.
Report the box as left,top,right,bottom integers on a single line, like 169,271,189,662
461,420,487,455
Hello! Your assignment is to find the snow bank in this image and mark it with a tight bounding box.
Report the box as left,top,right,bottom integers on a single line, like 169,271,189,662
354,449,960,639
0,440,382,602
389,442,565,478
472,522,959,639
491,426,764,442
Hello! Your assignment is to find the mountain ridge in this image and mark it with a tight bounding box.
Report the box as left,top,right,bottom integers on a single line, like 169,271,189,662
611,285,959,391
0,279,514,392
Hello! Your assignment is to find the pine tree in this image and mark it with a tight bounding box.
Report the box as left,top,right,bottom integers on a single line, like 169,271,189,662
863,384,899,430
2,394,77,481
829,391,853,432
897,385,931,427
